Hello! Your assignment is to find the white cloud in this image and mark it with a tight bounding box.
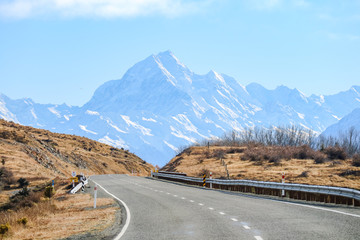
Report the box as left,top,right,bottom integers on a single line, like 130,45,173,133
0,0,211,19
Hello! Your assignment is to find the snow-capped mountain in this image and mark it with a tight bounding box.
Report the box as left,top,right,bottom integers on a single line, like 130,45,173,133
1,51,360,166
321,108,360,137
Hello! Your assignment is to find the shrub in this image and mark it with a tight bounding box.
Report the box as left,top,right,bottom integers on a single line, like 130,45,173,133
352,154,360,167
313,152,327,164
16,217,28,226
0,223,10,235
323,146,347,160
339,170,360,177
268,155,281,165
0,167,15,186
298,171,309,178
204,150,211,159
18,187,29,197
17,178,29,188
212,149,226,159
44,186,55,198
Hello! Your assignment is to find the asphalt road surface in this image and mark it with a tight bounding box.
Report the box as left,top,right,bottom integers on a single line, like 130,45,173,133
91,174,360,240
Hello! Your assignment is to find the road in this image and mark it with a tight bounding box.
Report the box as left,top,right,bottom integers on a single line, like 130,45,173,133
91,174,360,240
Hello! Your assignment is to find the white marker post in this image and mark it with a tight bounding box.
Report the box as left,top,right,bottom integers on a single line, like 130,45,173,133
210,172,213,189
72,171,76,188
94,185,97,209
282,172,285,197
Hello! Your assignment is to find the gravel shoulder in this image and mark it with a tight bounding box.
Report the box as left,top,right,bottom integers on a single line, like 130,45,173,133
60,180,126,240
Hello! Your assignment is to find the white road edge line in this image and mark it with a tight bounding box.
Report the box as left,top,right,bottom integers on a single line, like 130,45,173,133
91,179,131,240
279,200,360,218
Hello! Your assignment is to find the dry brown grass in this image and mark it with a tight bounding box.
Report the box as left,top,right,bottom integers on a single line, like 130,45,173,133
0,119,153,183
0,119,152,239
0,180,118,240
163,146,360,190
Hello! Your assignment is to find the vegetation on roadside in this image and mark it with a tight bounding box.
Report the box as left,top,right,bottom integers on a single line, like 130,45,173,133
0,119,153,239
164,125,360,190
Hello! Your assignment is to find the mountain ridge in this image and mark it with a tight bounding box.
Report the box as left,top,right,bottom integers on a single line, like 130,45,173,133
1,51,360,166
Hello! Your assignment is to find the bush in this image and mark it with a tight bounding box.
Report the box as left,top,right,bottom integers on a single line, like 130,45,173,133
44,186,55,198
323,146,347,160
17,178,29,188
212,149,226,159
339,170,360,177
352,154,360,167
16,217,28,226
0,167,15,186
0,223,10,235
311,151,327,164
298,171,309,178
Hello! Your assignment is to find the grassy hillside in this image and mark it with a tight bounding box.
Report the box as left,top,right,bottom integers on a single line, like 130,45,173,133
0,119,153,239
162,145,360,190
0,119,153,183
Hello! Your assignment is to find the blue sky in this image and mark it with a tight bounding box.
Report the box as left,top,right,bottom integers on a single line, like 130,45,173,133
0,0,359,106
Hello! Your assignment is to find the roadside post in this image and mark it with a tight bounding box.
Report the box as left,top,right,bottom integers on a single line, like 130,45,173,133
210,172,212,189
203,174,206,188
94,185,97,209
282,172,285,197
71,171,76,188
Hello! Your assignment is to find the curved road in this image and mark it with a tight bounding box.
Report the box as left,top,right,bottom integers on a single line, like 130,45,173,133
91,175,360,240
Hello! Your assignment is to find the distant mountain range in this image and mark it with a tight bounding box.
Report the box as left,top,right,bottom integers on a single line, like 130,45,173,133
1,51,360,166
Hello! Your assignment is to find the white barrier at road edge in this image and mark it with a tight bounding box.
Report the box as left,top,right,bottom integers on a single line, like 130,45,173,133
90,179,131,240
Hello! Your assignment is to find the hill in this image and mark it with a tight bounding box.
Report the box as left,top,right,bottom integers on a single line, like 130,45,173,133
162,145,360,190
0,119,152,183
0,119,153,239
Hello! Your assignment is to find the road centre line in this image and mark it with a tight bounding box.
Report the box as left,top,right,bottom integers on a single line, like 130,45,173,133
254,236,263,240
243,225,251,230
219,212,225,215
199,203,204,206
231,218,238,222
208,207,214,210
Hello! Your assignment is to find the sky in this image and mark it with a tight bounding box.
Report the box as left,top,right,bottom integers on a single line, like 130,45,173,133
0,0,359,106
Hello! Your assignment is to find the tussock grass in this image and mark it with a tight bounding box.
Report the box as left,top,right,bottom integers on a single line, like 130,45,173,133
163,145,360,190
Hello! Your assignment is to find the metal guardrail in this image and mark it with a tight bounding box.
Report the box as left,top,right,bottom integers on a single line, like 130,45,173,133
70,178,88,194
152,172,360,202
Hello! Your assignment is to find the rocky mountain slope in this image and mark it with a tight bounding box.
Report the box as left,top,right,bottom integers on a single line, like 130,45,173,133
1,51,360,166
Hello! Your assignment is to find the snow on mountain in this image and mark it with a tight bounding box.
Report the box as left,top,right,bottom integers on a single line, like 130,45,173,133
1,51,360,166
321,108,360,137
